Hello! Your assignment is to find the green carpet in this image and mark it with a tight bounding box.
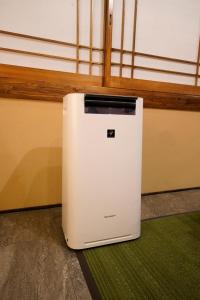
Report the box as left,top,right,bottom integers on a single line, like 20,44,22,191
83,212,200,300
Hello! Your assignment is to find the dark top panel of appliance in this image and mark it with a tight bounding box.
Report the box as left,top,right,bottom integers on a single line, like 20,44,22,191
84,94,137,115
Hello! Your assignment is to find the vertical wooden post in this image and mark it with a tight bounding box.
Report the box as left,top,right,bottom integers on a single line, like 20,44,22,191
119,0,125,77
103,0,113,86
76,0,80,73
89,0,93,75
131,0,138,78
195,37,200,86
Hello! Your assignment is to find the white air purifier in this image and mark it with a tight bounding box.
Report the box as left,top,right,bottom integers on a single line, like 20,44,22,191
62,93,143,249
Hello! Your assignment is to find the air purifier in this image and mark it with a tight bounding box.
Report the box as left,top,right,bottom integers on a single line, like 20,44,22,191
62,93,143,249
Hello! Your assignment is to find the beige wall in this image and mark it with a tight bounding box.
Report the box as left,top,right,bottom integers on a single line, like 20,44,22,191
0,98,62,211
0,97,200,211
142,108,200,193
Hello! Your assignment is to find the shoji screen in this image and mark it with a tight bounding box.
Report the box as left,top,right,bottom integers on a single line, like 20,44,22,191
111,0,200,86
0,0,105,75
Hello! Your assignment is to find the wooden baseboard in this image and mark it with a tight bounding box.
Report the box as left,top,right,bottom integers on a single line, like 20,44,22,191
0,203,61,214
142,186,200,196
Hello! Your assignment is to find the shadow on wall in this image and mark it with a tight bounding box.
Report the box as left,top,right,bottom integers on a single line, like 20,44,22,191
0,147,62,210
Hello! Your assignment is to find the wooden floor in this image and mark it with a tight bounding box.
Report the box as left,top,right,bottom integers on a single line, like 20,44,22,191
0,189,200,300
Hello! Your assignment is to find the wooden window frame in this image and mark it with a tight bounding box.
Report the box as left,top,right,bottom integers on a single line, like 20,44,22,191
104,0,200,91
0,0,200,110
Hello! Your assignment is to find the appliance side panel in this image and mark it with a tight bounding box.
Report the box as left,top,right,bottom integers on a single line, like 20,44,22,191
62,93,85,244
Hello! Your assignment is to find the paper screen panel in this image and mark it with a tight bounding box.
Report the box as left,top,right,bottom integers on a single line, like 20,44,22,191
0,0,104,75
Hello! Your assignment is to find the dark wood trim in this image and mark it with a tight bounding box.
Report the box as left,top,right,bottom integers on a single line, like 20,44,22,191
0,204,61,214
142,187,200,196
77,251,102,300
1,64,200,111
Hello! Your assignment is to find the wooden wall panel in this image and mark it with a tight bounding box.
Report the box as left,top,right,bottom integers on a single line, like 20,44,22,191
1,64,200,111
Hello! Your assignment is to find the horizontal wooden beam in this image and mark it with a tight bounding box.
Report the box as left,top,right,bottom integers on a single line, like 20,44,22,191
0,64,102,101
108,76,200,97
0,47,103,66
112,48,196,66
0,29,103,52
1,64,200,111
111,62,197,78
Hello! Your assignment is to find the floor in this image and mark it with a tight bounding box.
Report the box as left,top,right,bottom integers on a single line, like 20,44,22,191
0,189,200,300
